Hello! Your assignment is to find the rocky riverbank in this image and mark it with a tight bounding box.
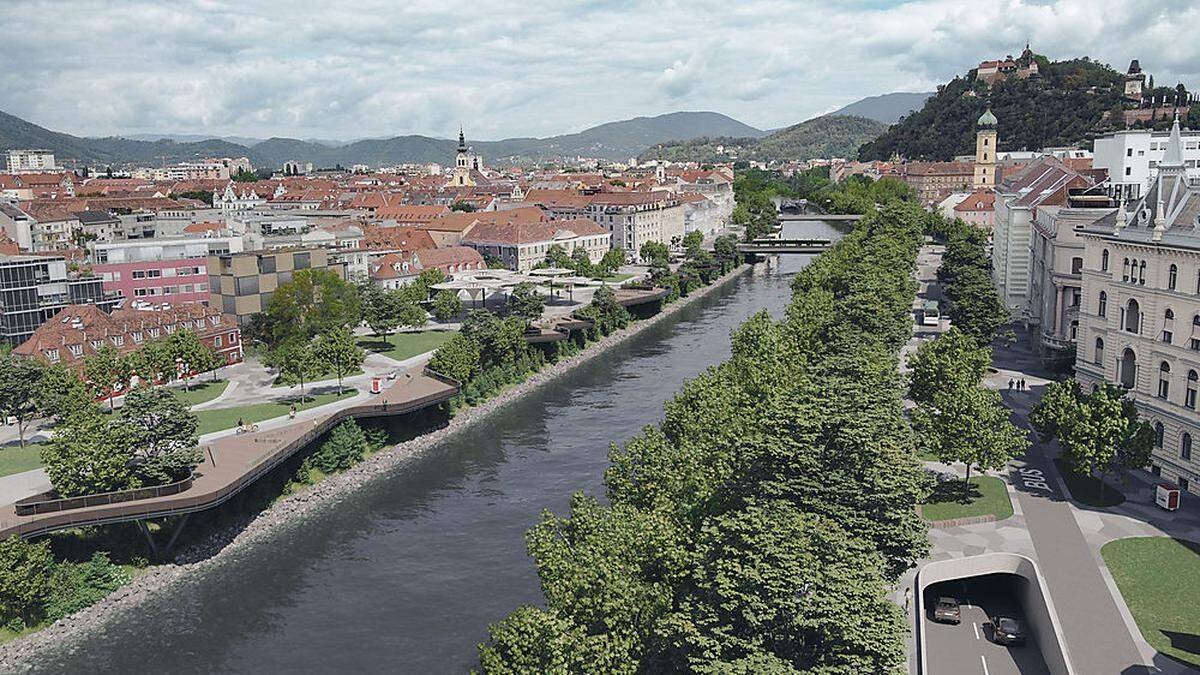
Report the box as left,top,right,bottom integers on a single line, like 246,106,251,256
0,264,752,671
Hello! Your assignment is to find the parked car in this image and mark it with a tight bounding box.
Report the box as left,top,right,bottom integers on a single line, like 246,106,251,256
932,596,961,624
991,616,1025,646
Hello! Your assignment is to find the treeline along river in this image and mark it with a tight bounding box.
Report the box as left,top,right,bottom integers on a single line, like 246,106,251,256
29,222,837,674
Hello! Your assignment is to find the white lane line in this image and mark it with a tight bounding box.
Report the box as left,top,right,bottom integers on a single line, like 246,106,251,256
973,622,980,640
980,654,990,675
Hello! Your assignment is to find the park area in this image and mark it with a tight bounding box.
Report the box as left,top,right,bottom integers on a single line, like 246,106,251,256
1053,458,1126,507
356,330,455,362
194,389,358,436
921,475,1014,522
1102,537,1200,669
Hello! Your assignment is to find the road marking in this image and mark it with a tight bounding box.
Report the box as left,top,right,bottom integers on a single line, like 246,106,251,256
980,654,990,675
973,622,980,640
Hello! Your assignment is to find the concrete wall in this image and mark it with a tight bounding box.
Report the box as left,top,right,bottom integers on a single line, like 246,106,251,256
915,553,1075,675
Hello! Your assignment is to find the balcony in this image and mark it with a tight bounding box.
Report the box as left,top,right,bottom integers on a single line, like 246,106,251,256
1040,331,1074,352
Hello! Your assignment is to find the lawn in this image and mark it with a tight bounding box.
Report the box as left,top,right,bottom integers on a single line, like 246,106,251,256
1054,458,1126,507
0,442,46,478
1102,537,1200,670
356,330,455,362
592,273,635,283
271,367,364,388
172,379,230,407
194,389,358,436
921,475,1014,522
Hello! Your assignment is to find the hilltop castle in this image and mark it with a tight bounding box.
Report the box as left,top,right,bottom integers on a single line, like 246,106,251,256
976,44,1039,85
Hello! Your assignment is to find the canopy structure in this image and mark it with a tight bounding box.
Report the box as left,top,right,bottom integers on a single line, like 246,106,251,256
528,267,574,278
430,278,505,308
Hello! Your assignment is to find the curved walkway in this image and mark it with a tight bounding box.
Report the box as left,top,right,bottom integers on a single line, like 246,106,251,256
0,365,457,539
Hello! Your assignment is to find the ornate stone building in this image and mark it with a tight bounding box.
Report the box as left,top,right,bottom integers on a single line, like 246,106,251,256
1075,116,1200,492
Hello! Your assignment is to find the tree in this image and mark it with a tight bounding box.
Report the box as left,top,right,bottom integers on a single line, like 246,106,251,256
433,290,463,322
450,201,477,212
42,408,140,497
713,234,738,261
507,283,544,325
945,267,1008,346
682,230,704,258
359,282,397,336
598,250,625,276
914,386,1029,496
570,248,594,278
396,295,428,330
121,387,200,486
639,241,669,264
310,419,368,473
273,340,323,401
312,327,365,395
165,330,216,391
0,536,52,627
83,346,133,411
542,244,572,269
461,310,526,366
428,333,481,384
261,269,362,349
36,362,93,423
906,327,991,406
1032,382,1154,499
232,168,257,182
0,352,42,447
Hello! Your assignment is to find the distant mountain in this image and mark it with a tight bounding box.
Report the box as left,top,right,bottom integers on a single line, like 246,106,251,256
637,115,886,164
123,133,269,147
829,92,934,124
858,55,1133,161
0,109,767,169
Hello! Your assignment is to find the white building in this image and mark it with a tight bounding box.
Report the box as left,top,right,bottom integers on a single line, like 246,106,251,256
1093,126,1200,202
586,191,685,256
6,149,58,173
1075,117,1200,494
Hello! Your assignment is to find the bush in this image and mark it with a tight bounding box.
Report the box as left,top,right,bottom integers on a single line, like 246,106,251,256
43,552,131,623
310,420,369,474
433,290,463,322
0,536,52,626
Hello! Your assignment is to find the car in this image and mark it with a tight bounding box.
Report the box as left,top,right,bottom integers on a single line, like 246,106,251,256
932,596,961,624
991,616,1025,646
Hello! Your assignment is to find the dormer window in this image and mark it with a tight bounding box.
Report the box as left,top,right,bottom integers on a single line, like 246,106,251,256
132,332,143,343
45,349,59,362
68,345,83,357
149,328,160,338
90,340,102,349
111,336,124,346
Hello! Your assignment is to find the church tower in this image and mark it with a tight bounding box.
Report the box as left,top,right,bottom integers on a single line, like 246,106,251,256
973,108,998,189
452,127,475,187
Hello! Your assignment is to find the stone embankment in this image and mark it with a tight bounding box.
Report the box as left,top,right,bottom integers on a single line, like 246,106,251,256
0,265,752,670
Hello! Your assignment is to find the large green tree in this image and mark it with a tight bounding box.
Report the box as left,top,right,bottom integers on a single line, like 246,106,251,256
914,385,1029,496
1032,381,1154,498
0,351,43,447
272,339,324,401
42,408,140,497
121,387,200,486
0,536,52,626
312,326,365,395
83,345,133,411
906,327,991,406
262,269,361,348
507,283,544,325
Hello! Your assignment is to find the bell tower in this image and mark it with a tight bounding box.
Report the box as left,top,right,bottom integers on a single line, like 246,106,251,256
974,108,999,189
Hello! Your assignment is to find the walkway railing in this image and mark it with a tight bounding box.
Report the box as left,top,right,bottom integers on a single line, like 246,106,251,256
15,475,195,516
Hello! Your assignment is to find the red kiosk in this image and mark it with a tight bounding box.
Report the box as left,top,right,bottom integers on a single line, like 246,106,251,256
371,377,383,395
1156,482,1181,511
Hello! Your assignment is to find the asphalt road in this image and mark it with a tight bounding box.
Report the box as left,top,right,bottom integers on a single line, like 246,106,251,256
923,576,1051,675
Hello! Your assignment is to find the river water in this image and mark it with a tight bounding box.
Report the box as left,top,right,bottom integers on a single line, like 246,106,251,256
31,225,836,674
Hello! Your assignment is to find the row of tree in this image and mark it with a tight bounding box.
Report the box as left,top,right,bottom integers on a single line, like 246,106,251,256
935,219,1010,347
538,244,625,278
477,202,932,671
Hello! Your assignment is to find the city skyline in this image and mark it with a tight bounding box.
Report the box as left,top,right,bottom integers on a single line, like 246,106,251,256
1,0,1197,141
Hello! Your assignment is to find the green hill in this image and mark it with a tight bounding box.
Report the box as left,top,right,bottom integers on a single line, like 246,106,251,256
858,56,1128,161
639,115,886,163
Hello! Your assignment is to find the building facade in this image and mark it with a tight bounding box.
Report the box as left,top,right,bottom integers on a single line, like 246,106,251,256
0,255,121,346
6,149,57,173
1093,127,1200,202
208,248,343,326
586,192,684,256
1074,117,1200,493
459,218,611,272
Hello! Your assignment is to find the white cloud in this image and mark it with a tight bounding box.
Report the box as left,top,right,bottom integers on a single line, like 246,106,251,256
0,0,1196,139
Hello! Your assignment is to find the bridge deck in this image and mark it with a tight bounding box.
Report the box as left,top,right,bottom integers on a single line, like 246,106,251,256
0,367,458,539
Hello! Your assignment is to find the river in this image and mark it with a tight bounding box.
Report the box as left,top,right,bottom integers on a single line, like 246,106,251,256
30,224,836,674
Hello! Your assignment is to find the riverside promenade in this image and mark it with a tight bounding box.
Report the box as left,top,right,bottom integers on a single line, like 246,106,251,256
0,365,458,540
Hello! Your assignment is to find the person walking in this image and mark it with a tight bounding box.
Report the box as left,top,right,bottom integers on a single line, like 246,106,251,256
1008,378,1014,390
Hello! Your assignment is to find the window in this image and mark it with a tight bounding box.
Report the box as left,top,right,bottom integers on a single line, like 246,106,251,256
293,252,311,270
1098,291,1107,317
1095,337,1105,365
1183,477,1191,491
214,336,222,348
257,256,276,274
1140,260,1147,285
1184,433,1193,461
1071,257,1084,275
1159,361,1171,399
1155,422,1165,448
1101,249,1109,272
1189,371,1198,410
1123,258,1130,282
1164,308,1175,344
1169,264,1179,290
1124,298,1141,333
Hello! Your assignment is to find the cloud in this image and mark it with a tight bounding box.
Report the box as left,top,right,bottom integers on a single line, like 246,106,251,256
0,0,1197,140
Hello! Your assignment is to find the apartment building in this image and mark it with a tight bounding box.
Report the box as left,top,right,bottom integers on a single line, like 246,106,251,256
0,255,120,346
460,218,611,272
6,149,57,173
586,191,684,256
1074,118,1200,493
92,236,245,306
1093,125,1200,201
208,248,343,326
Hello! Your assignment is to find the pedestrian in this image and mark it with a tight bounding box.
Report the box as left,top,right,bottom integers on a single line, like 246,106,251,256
1008,378,1014,390
1020,378,1027,391
289,404,296,420
904,587,912,612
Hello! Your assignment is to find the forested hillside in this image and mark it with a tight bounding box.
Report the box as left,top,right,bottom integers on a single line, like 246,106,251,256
859,57,1128,161
640,115,885,163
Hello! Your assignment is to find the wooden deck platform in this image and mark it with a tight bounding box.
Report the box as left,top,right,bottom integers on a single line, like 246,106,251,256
0,366,459,539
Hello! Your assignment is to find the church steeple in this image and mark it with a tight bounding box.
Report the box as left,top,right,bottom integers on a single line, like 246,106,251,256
1161,112,1185,171
457,126,467,153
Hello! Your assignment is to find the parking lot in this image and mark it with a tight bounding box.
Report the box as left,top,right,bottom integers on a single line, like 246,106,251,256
923,573,1051,674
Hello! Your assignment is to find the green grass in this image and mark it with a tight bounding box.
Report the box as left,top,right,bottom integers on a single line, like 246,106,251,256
356,330,455,362
921,475,1014,522
592,273,635,283
1054,458,1126,507
0,442,47,478
1102,537,1200,670
173,379,230,407
194,389,358,436
271,368,364,388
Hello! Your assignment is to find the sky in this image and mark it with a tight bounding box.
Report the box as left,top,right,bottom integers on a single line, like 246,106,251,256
2,0,1198,142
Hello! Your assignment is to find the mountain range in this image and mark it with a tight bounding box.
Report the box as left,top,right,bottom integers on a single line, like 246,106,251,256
0,92,921,170
828,92,933,124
